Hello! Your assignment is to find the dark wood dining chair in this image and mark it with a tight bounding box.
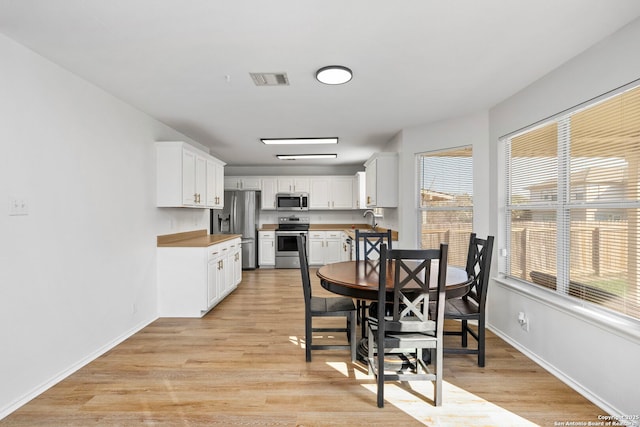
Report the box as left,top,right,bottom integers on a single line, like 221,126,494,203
355,229,392,261
367,243,448,408
297,235,356,362
443,233,494,367
355,229,393,336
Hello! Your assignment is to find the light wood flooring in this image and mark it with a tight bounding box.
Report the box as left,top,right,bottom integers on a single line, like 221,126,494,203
1,268,605,426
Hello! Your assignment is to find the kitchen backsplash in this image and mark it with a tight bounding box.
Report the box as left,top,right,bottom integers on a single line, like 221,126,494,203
258,210,370,227
259,209,399,231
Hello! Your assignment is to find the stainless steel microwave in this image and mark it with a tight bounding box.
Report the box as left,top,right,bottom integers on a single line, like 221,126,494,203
276,192,309,211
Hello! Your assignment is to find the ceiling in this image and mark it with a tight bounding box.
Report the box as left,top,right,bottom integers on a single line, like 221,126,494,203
1,1,640,167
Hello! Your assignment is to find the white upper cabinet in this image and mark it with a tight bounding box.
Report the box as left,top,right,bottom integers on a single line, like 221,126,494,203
353,171,366,209
277,177,310,193
206,159,225,209
331,176,354,209
261,177,277,210
224,176,261,191
309,178,330,209
364,152,397,208
181,149,205,206
309,176,353,210
156,141,226,209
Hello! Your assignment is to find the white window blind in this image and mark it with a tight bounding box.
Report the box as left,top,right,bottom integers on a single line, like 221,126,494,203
503,83,640,320
417,146,473,267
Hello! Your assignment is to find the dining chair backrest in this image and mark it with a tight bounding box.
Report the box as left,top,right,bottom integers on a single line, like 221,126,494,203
378,243,448,335
297,234,312,306
355,229,392,261
464,233,494,310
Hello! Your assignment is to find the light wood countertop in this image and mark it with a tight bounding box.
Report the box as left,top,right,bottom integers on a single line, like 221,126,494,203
157,229,242,247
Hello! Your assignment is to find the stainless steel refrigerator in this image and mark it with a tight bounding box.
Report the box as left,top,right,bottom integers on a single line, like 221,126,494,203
210,190,259,269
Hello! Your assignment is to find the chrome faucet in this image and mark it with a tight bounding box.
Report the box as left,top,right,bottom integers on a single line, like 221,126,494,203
363,209,377,230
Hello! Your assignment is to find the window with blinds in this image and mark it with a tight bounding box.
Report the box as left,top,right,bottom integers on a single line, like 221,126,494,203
417,146,473,268
503,83,640,320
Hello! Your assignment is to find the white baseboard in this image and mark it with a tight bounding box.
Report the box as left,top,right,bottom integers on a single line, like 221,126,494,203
0,316,157,420
488,324,639,427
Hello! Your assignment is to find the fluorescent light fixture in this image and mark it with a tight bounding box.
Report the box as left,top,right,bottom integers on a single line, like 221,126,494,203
261,137,338,145
277,154,337,160
316,65,352,85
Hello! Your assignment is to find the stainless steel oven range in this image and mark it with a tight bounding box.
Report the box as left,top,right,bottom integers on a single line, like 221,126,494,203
275,215,309,269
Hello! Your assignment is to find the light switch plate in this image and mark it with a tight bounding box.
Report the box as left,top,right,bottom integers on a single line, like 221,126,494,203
9,198,28,216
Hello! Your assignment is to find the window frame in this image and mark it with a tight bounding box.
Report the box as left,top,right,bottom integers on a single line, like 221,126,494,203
499,81,640,324
416,145,473,268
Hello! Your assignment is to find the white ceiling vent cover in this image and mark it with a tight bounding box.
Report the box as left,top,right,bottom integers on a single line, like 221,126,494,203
250,72,289,86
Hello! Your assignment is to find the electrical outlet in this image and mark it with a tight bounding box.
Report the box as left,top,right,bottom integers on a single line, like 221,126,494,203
517,311,529,332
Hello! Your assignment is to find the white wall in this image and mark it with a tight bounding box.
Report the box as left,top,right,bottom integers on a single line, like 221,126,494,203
385,16,640,416
488,18,640,416
0,34,208,417
384,111,490,249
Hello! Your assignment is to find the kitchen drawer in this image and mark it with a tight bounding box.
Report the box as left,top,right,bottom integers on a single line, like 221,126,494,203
207,239,238,261
208,243,225,261
308,231,326,239
326,231,342,238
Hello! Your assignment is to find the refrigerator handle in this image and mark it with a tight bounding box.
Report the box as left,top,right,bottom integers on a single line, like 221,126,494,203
231,192,237,233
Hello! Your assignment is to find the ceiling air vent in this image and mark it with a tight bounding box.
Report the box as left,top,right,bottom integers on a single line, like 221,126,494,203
250,72,289,86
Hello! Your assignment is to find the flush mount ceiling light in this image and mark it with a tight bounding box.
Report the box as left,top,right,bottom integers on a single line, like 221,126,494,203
316,66,352,85
261,137,338,145
277,154,337,160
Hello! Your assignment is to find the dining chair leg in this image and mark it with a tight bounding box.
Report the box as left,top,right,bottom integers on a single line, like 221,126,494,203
349,311,357,362
376,327,385,408
478,319,486,367
461,319,468,348
360,301,368,338
434,346,443,407
367,328,374,375
305,313,312,362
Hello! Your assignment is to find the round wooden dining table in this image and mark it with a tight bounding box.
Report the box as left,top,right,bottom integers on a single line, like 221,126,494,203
317,259,472,364
316,259,472,301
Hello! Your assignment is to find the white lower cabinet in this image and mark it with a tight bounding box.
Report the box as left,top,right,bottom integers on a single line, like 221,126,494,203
158,237,241,317
231,242,242,287
308,230,342,265
341,232,351,261
259,230,275,267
